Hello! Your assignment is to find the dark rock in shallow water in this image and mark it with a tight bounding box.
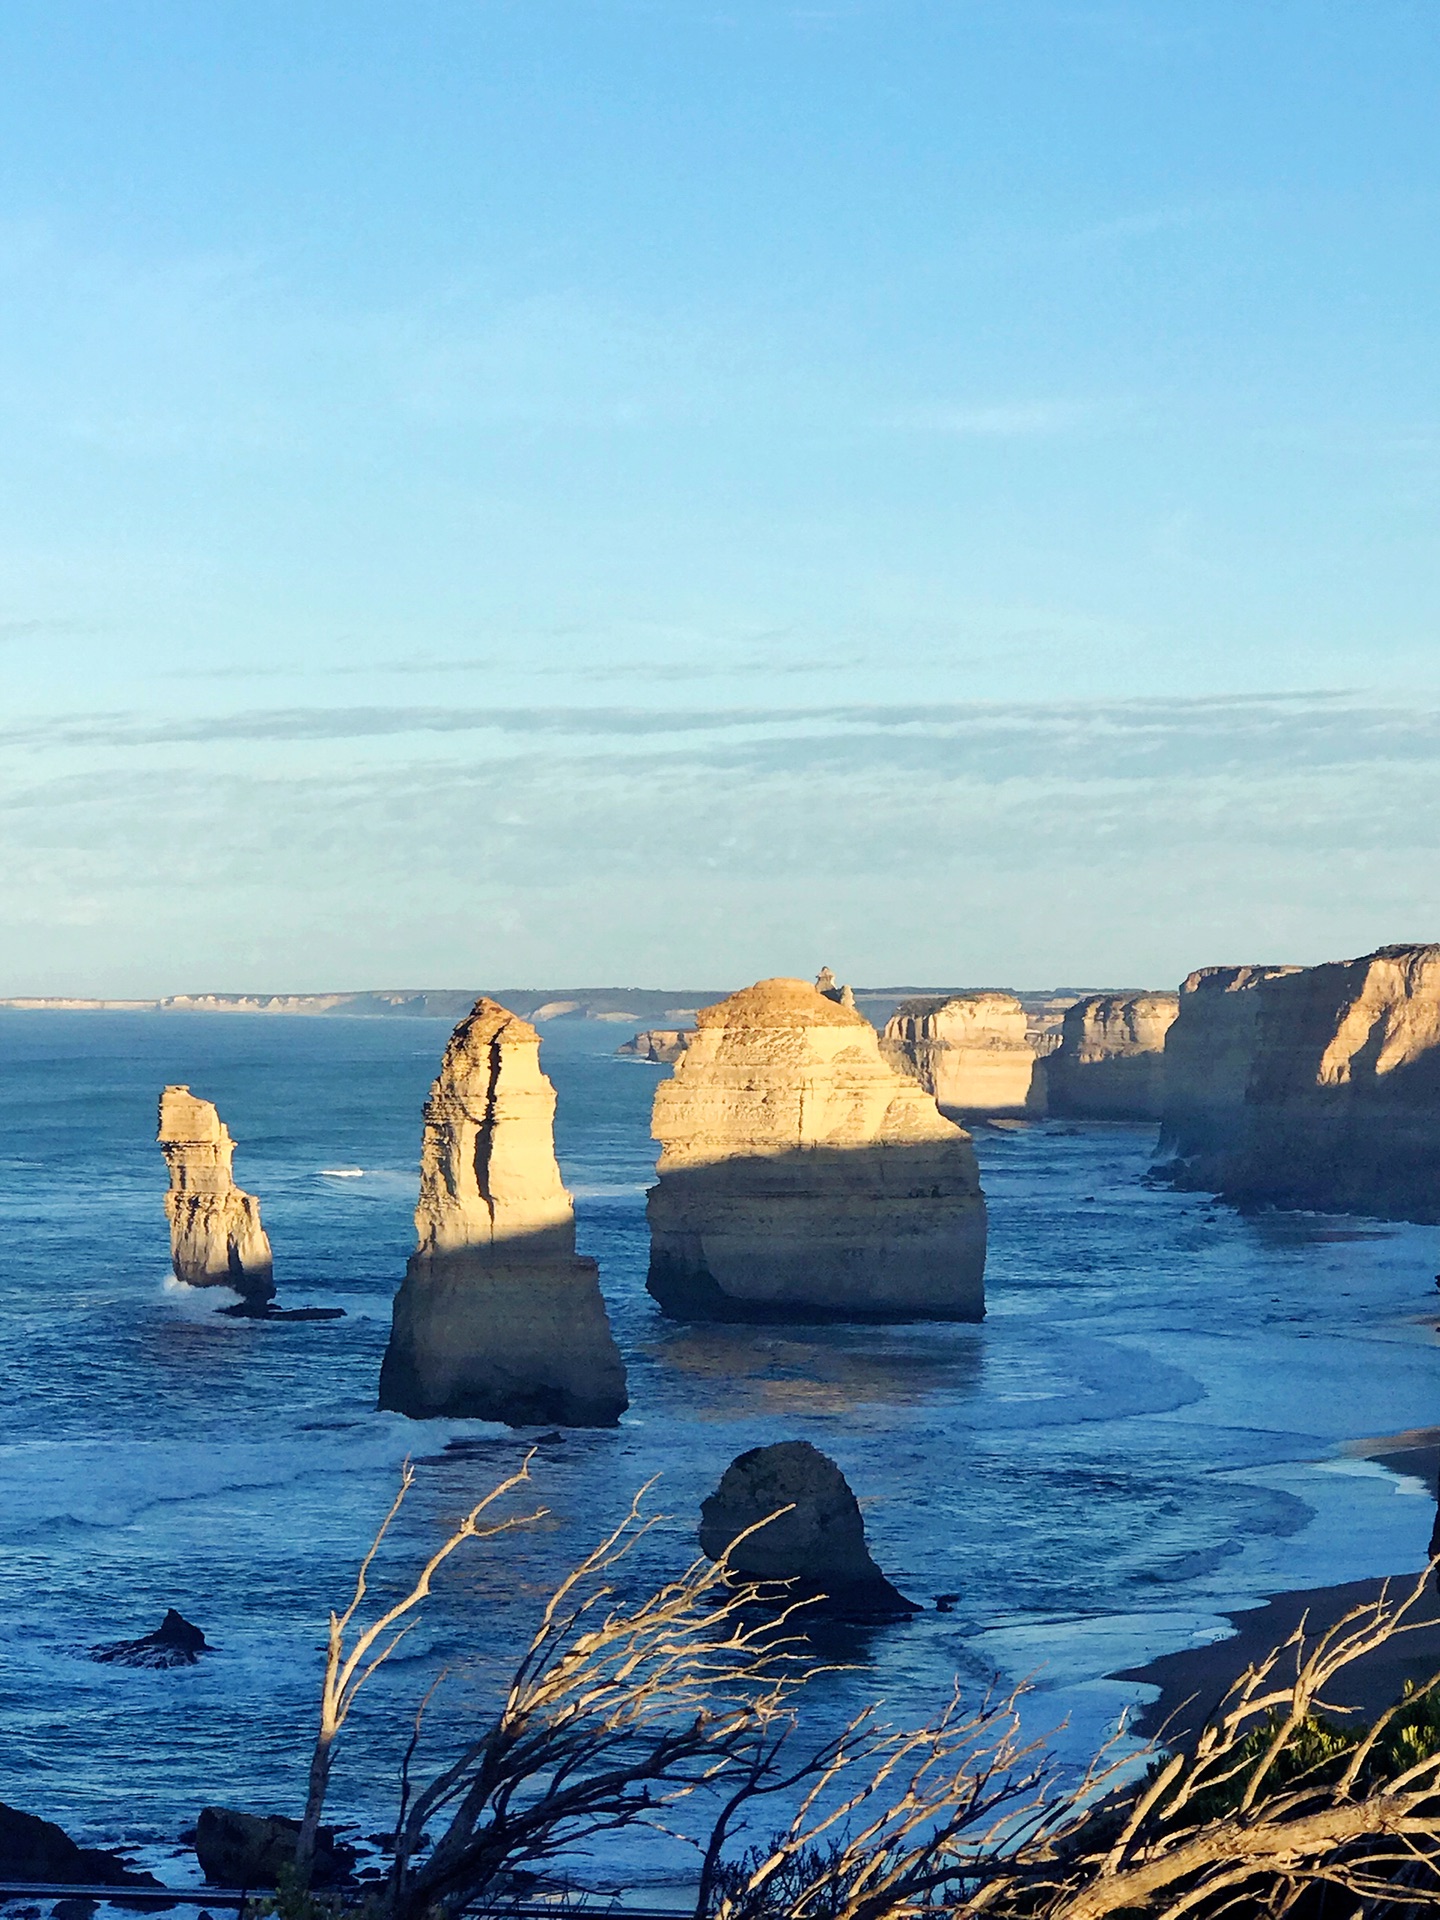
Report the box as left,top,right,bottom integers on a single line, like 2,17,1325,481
194,1808,355,1888
92,1609,210,1669
699,1440,919,1621
216,1301,346,1321
0,1800,163,1888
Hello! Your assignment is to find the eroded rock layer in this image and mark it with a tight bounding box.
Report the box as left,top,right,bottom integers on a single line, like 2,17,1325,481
1046,992,1179,1119
880,992,1045,1116
699,1440,918,1618
1158,946,1440,1220
157,1086,275,1301
646,977,986,1321
379,997,627,1425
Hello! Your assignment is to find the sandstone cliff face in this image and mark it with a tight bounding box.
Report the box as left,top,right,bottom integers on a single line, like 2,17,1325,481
157,1087,275,1302
1157,964,1303,1177
646,978,986,1322
880,992,1045,1117
1159,946,1440,1220
698,1440,918,1618
1046,992,1179,1120
379,998,628,1425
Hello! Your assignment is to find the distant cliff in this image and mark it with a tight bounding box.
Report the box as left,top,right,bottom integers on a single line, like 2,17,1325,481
880,993,1046,1117
1046,992,1179,1120
1158,945,1440,1220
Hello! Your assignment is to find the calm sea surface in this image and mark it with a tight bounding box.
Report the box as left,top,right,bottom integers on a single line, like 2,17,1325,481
0,1011,1436,1889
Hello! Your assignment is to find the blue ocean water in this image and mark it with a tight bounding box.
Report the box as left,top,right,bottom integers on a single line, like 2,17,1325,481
0,1010,1436,1890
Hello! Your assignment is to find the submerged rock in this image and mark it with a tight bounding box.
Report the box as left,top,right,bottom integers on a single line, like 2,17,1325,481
194,1807,354,1888
1158,945,1440,1221
1046,992,1179,1120
379,998,628,1425
157,1087,275,1303
880,992,1047,1118
0,1801,163,1888
646,978,986,1322
699,1441,919,1619
92,1607,210,1668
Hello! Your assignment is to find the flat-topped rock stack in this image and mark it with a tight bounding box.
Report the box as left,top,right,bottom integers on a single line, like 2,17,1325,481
1046,991,1179,1120
880,991,1045,1117
1158,945,1440,1220
157,1086,275,1303
379,997,628,1425
646,977,986,1322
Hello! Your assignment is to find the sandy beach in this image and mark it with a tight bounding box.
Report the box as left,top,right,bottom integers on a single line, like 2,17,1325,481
1115,1428,1440,1744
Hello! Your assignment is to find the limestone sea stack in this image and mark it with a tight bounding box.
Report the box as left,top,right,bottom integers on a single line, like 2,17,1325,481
699,1440,918,1619
646,977,986,1322
378,998,627,1425
1046,992,1180,1120
618,1028,691,1065
1158,946,1440,1220
157,1086,275,1302
880,992,1046,1117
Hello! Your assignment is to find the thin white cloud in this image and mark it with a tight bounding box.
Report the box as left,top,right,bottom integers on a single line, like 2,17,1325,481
881,399,1114,436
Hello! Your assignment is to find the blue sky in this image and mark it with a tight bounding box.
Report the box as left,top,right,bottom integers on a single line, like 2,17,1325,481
1,1,1438,991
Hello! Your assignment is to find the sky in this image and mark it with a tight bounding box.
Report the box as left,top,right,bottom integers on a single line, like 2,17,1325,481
1,0,1438,993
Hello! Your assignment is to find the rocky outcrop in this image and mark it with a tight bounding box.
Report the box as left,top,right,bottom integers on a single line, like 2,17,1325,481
92,1608,210,1668
1158,946,1440,1220
195,1807,355,1888
157,1086,275,1302
0,1802,162,1888
1046,992,1179,1119
646,978,986,1322
379,998,628,1425
699,1441,918,1618
880,992,1046,1117
618,1028,691,1065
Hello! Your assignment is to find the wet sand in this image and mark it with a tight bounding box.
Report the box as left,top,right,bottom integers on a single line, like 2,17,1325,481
1114,1429,1440,1745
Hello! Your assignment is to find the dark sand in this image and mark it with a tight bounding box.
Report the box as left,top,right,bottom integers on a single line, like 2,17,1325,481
1113,1429,1440,1745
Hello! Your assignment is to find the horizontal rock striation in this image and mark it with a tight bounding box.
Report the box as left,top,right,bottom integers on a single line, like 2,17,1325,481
379,997,627,1425
880,992,1046,1117
157,1086,275,1302
1158,945,1440,1219
1046,991,1179,1120
646,977,986,1322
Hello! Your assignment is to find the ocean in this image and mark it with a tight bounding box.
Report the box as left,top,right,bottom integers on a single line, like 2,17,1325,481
0,1009,1436,1893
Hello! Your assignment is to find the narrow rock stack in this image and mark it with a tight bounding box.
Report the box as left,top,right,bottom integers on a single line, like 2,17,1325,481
378,998,628,1425
157,1086,275,1303
1158,945,1440,1221
646,977,986,1321
880,992,1045,1117
1046,991,1179,1119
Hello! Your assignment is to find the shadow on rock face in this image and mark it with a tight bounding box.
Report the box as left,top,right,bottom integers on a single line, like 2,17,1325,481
700,1439,920,1621
646,1142,987,1325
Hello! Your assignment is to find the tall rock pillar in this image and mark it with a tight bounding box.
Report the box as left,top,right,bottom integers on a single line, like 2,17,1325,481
379,998,628,1425
646,977,986,1322
157,1086,275,1303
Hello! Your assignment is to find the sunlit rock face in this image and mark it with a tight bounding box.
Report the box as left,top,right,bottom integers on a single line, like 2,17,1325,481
880,992,1045,1117
378,998,628,1425
1046,992,1179,1120
646,977,986,1322
699,1440,919,1619
1158,946,1440,1220
157,1086,275,1302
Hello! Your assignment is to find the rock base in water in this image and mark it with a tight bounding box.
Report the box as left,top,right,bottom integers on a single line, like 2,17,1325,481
699,1440,919,1620
92,1607,210,1668
194,1806,355,1888
0,1801,163,1888
380,1252,627,1426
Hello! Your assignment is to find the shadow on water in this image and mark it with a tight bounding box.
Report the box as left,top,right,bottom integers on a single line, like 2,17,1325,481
647,1321,985,1415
